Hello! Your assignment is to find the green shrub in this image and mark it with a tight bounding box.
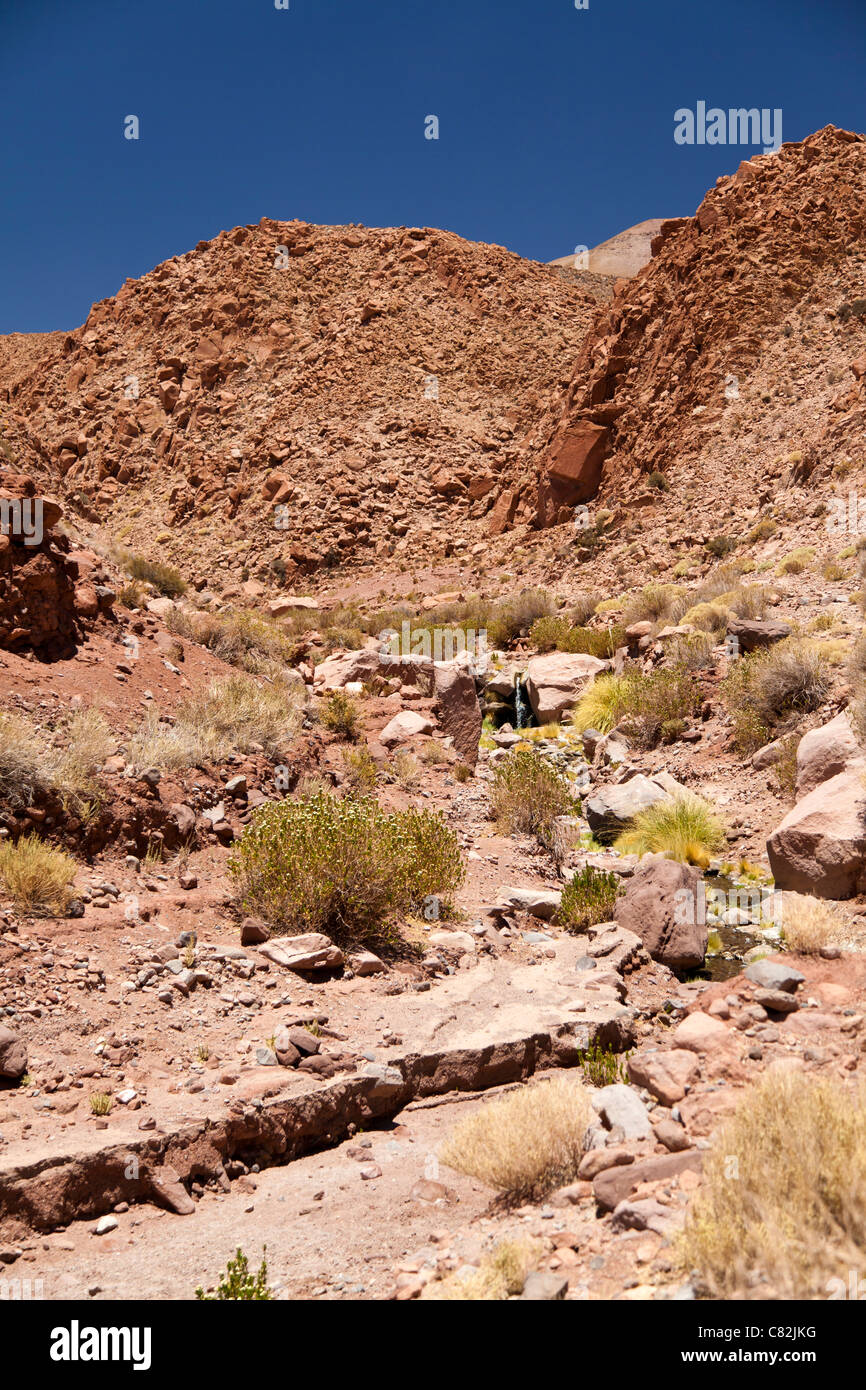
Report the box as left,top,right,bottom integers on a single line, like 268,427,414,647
556,864,620,933
705,535,737,559
196,1248,272,1301
228,793,464,942
343,745,377,793
321,690,361,740
490,748,576,845
530,615,570,652
124,553,187,597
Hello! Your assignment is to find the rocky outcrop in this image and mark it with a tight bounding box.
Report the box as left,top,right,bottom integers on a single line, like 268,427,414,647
0,470,114,655
524,127,866,520
433,663,482,767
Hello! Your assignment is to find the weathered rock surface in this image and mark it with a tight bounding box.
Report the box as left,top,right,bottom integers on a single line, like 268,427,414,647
795,712,864,800
767,770,866,898
614,856,706,970
525,652,609,722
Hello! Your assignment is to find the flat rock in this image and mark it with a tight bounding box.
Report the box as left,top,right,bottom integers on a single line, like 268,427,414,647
744,959,805,993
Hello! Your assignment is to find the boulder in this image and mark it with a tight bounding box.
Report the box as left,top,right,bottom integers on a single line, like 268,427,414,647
766,770,866,898
593,1150,703,1212
614,855,706,970
534,422,609,527
595,1083,653,1139
584,776,669,842
671,1011,731,1054
795,712,864,800
379,710,434,748
726,616,791,652
744,959,805,993
313,649,380,689
433,663,482,767
525,652,609,722
495,887,562,921
627,1048,699,1105
0,1026,27,1080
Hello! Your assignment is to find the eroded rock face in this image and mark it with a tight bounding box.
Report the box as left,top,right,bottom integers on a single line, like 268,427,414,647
0,471,115,655
0,220,603,576
433,663,482,767
614,855,706,970
766,769,866,899
523,127,866,521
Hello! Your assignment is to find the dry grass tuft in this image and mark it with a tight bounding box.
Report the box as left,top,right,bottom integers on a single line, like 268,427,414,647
680,1071,866,1298
130,674,305,771
439,1075,593,1202
0,834,77,914
780,893,844,954
420,1240,539,1301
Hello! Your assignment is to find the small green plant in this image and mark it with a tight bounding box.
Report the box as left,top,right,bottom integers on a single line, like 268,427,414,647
195,1044,210,1063
647,471,669,491
490,748,576,846
556,864,620,933
321,690,361,740
577,1041,630,1087
343,744,377,793
89,1092,113,1116
195,1248,272,1301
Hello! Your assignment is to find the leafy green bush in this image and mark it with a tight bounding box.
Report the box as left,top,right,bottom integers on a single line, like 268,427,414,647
321,690,361,740
490,748,576,845
229,793,464,941
556,864,620,933
529,614,570,652
196,1248,272,1301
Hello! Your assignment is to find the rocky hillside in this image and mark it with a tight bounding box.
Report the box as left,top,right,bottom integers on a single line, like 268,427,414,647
0,222,600,590
526,126,866,529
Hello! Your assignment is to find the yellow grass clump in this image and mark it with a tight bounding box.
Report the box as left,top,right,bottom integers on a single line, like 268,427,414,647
439,1075,592,1202
0,834,77,914
680,1071,866,1298
780,893,844,955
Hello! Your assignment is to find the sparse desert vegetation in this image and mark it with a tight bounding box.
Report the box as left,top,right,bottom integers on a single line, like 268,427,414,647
681,1072,866,1298
440,1076,593,1202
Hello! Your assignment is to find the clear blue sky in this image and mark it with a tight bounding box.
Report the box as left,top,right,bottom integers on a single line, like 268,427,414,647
1,0,864,333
